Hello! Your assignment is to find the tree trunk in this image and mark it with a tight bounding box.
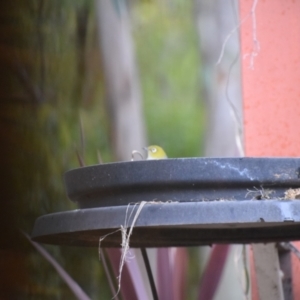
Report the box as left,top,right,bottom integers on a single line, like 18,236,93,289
194,1,245,300
96,0,146,161
195,0,243,157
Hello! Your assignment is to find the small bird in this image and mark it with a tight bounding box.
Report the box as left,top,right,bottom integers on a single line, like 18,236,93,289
144,145,168,160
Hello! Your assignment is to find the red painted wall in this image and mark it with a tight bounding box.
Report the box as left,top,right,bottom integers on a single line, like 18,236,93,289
241,0,300,156
240,0,300,299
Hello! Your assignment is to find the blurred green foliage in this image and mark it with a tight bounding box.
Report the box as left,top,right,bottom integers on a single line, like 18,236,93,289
133,0,205,158
0,0,110,298
0,0,205,298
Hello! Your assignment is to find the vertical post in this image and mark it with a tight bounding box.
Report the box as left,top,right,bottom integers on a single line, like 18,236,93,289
240,0,300,299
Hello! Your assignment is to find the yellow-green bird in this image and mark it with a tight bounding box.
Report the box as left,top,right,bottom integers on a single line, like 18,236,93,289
144,145,167,160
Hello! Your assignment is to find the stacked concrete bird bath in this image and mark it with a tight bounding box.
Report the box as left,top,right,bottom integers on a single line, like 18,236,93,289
32,158,300,246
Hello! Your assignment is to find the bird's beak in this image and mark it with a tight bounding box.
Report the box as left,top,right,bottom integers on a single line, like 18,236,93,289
142,147,148,151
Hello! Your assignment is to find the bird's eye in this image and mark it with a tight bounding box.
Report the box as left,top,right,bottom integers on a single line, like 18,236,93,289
151,148,157,153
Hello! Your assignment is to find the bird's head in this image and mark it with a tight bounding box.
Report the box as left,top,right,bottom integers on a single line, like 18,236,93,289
143,145,168,160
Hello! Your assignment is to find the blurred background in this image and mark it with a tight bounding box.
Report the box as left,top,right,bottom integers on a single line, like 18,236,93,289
0,0,242,298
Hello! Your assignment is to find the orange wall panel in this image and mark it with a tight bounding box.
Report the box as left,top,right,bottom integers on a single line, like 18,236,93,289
240,0,300,157
240,1,300,299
